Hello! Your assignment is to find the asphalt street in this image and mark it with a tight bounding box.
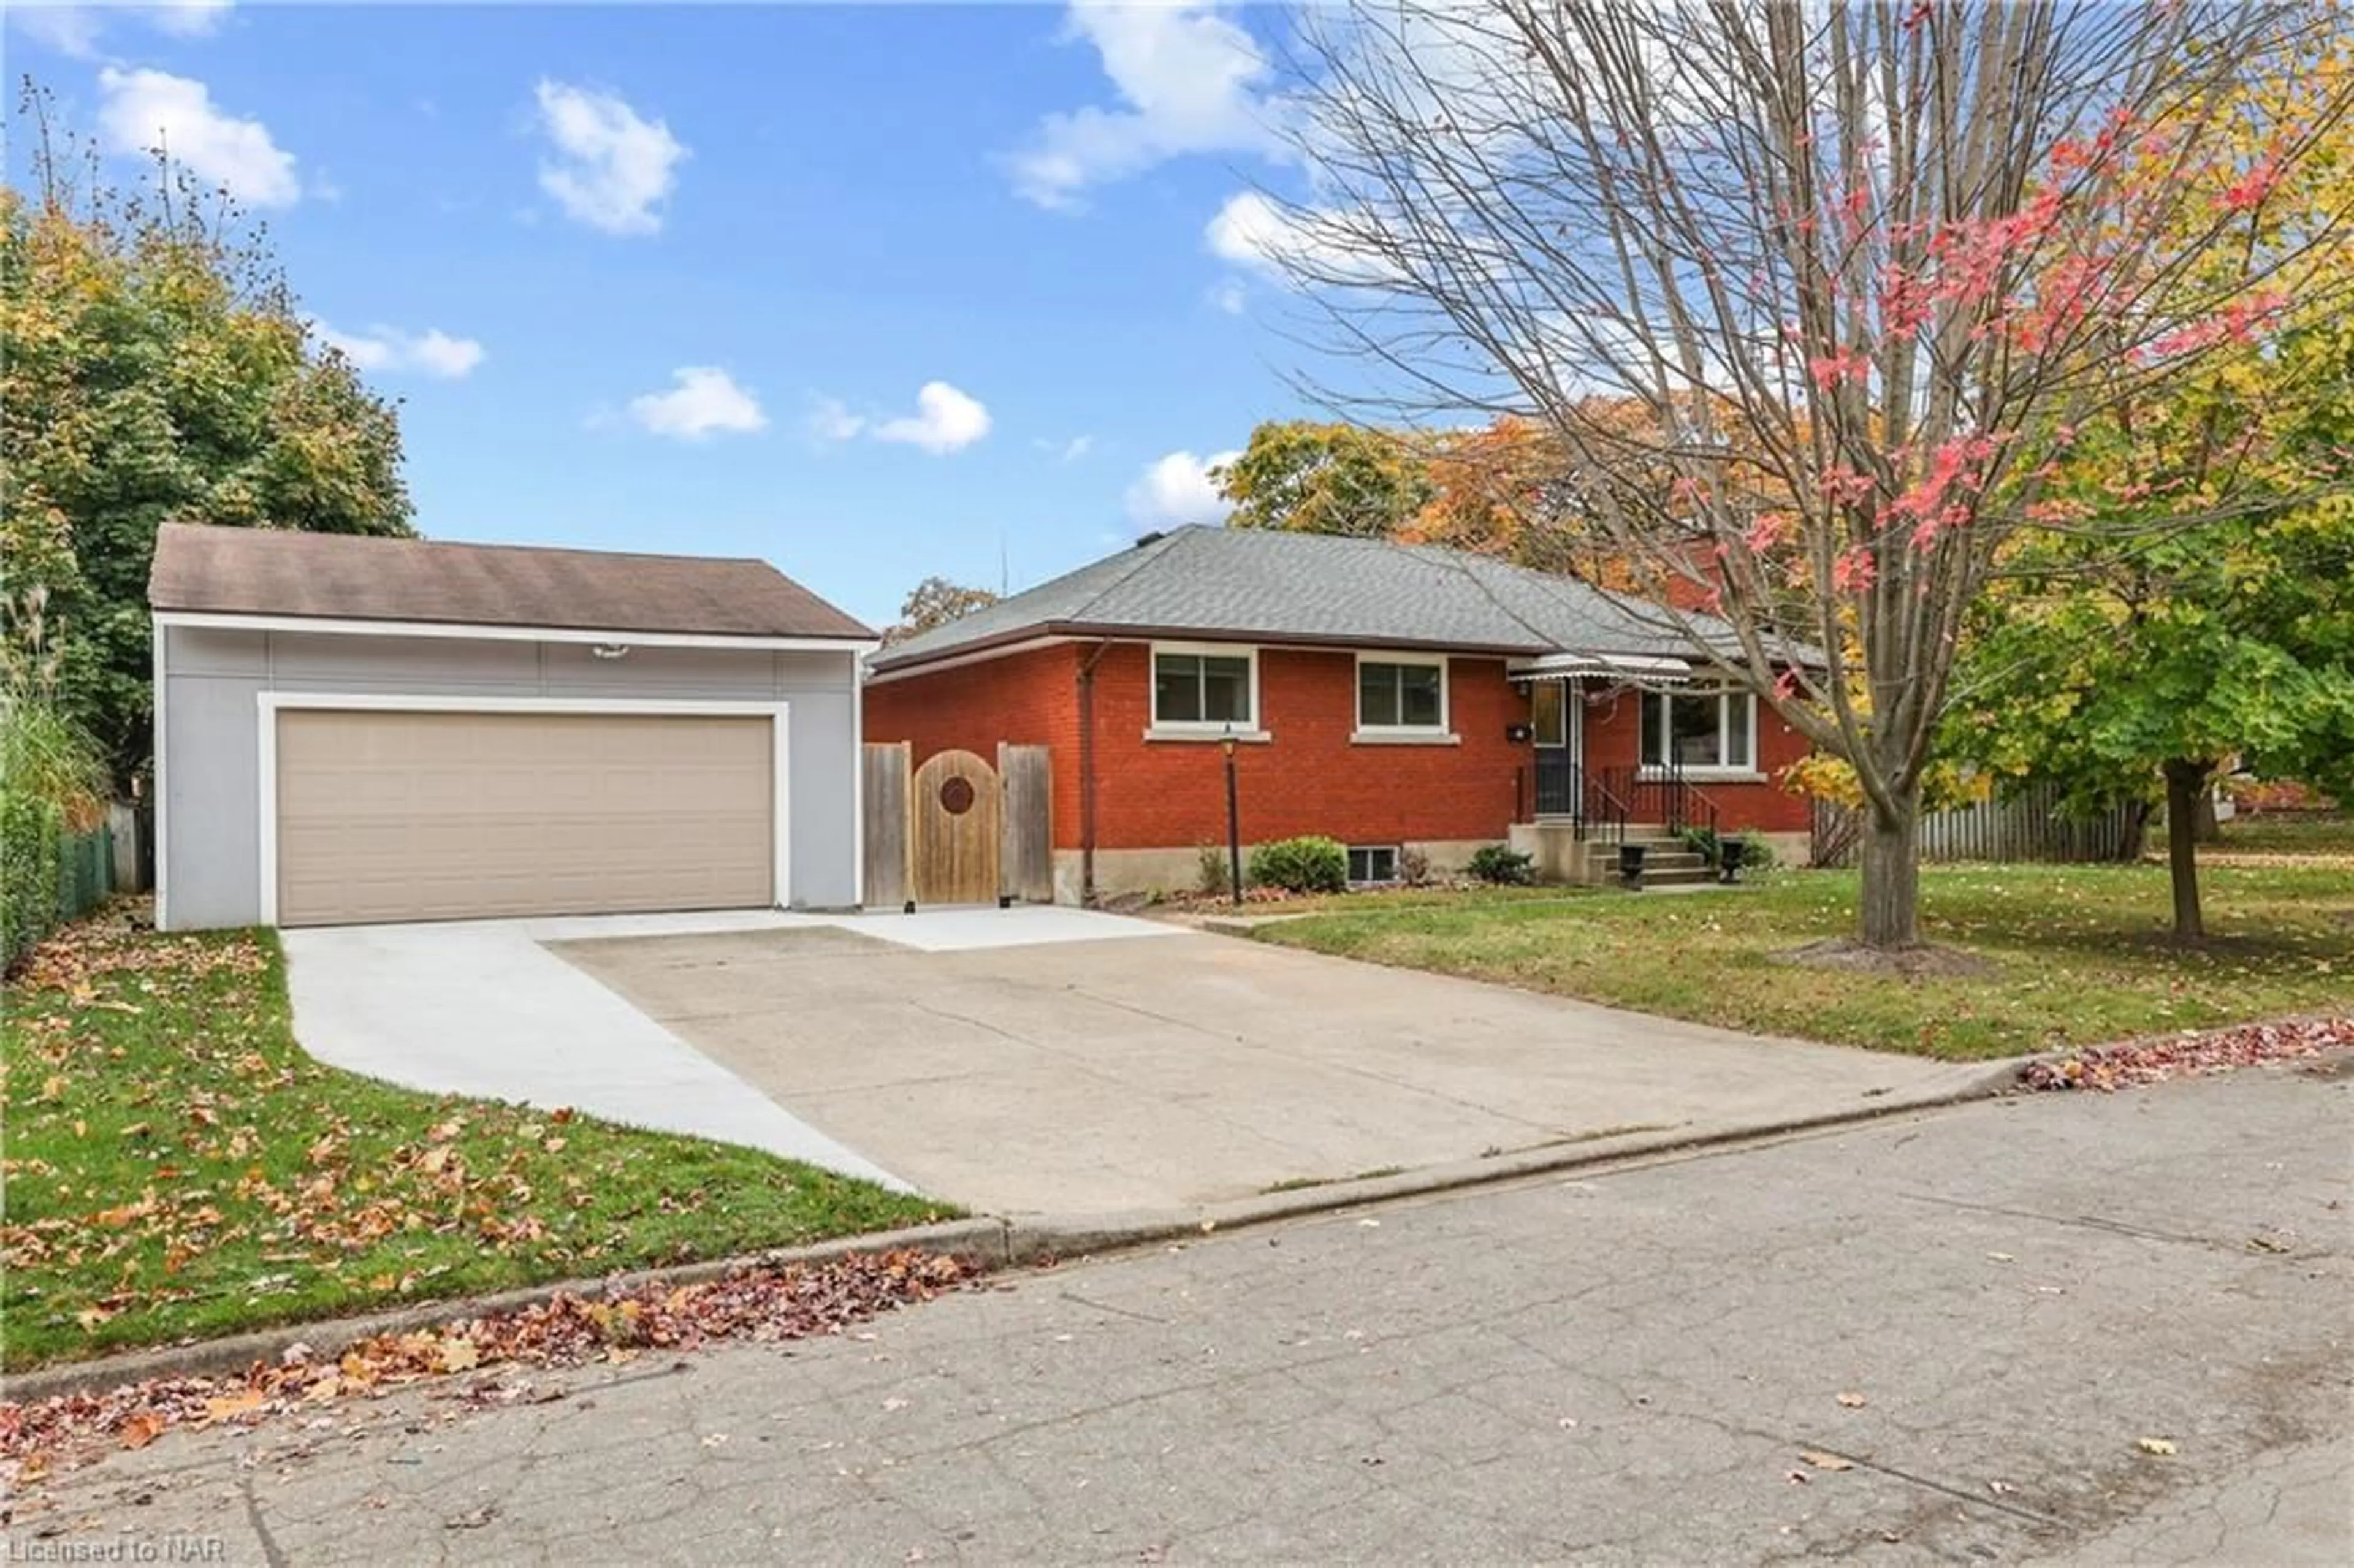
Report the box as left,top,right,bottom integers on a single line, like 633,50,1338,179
13,1058,2350,1564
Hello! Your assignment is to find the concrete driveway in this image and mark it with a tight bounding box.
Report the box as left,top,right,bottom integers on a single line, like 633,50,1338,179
551,923,1992,1213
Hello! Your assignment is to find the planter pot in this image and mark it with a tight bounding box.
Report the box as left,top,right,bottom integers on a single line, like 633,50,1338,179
1716,837,1746,883
1617,842,1647,888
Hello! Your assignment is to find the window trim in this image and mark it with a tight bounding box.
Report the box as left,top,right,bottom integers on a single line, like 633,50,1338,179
1147,641,1260,735
1640,686,1761,778
1353,650,1452,736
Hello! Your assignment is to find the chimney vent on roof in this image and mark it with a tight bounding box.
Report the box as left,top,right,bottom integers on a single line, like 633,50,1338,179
1134,530,1166,549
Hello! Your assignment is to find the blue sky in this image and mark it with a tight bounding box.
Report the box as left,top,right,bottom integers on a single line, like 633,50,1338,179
5,2,1331,628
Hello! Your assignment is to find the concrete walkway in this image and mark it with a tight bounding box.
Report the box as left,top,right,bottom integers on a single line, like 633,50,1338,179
281,908,1181,1186
553,926,1992,1212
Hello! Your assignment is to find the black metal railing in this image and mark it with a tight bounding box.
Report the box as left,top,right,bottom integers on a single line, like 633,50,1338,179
1594,762,1721,839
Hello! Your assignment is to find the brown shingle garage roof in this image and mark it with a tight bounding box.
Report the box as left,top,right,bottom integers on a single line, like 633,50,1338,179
148,523,874,641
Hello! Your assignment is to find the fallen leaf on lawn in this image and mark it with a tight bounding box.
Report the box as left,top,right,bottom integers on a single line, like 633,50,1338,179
550,1107,576,1124
1835,1391,1867,1408
2137,1437,2177,1456
542,1137,566,1154
1798,1450,1853,1472
119,1414,166,1450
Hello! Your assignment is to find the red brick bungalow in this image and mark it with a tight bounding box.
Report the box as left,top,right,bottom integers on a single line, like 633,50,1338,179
863,526,1814,902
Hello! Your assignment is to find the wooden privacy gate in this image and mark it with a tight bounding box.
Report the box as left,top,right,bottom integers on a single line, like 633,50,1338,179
863,743,1053,908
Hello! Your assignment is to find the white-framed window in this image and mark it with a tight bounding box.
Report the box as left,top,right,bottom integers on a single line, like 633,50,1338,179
1347,845,1400,885
1355,653,1449,733
1640,687,1757,774
1150,643,1258,732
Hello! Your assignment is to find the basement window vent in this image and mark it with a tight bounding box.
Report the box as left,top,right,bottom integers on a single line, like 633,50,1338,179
1347,846,1400,885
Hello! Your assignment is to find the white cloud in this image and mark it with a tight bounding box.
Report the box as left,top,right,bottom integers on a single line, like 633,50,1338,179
1007,1,1285,210
96,67,299,207
628,367,766,441
1204,189,1370,282
313,321,486,379
808,397,867,443
876,381,992,454
8,6,107,57
818,382,992,455
8,3,231,58
1206,278,1248,315
1126,448,1240,528
532,80,688,237
1045,434,1095,464
148,1,232,39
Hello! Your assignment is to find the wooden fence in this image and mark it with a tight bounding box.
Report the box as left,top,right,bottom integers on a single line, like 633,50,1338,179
863,742,1054,908
1810,781,2139,868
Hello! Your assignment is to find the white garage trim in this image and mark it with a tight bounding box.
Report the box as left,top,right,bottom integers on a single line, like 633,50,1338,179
255,693,791,927
165,609,876,655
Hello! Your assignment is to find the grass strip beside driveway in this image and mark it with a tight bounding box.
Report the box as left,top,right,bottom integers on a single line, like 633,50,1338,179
1,910,953,1371
1255,862,2353,1060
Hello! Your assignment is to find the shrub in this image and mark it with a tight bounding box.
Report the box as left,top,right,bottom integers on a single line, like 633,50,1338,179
1247,835,1349,894
1397,846,1433,887
1466,843,1536,885
1678,824,1724,865
1,790,64,970
1195,843,1231,897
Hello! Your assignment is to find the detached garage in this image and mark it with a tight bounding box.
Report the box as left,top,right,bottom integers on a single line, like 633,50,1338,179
148,523,875,930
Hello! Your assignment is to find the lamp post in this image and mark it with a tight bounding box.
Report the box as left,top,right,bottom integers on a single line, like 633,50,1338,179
1221,726,1243,908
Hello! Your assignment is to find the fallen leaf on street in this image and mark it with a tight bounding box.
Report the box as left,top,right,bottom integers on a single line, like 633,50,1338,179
118,1414,164,1451
2021,1017,2352,1092
2137,1437,2177,1456
1835,1392,1867,1408
1798,1450,1853,1472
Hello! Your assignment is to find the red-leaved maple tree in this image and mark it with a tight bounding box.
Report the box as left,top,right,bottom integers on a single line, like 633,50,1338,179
1251,0,2352,948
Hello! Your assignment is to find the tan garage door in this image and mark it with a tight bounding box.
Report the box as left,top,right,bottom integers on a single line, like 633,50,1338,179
275,710,774,926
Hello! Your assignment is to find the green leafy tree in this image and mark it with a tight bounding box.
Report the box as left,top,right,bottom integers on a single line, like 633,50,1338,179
884,576,999,645
1214,421,1433,538
1948,47,2354,939
2,92,413,784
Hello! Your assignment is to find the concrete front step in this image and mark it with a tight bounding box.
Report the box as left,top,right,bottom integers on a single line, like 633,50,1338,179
1632,867,1723,888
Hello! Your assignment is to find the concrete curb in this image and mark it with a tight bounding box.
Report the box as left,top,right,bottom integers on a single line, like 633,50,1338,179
0,1218,1007,1407
6,1062,2028,1405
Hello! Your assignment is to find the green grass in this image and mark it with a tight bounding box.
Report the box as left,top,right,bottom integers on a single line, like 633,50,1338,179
1255,861,2353,1061
1207,883,1591,916
1,913,953,1370
2212,811,2354,856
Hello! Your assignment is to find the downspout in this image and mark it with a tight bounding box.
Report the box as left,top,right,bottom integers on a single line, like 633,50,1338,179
1076,640,1113,906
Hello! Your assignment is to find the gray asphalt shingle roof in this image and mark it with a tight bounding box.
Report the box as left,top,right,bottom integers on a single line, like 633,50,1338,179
871,525,1743,671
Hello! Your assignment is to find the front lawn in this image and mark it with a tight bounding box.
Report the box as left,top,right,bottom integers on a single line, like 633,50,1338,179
0,909,952,1371
1256,861,2352,1060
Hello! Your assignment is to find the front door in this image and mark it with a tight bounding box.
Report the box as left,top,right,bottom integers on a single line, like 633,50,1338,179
1530,680,1582,816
